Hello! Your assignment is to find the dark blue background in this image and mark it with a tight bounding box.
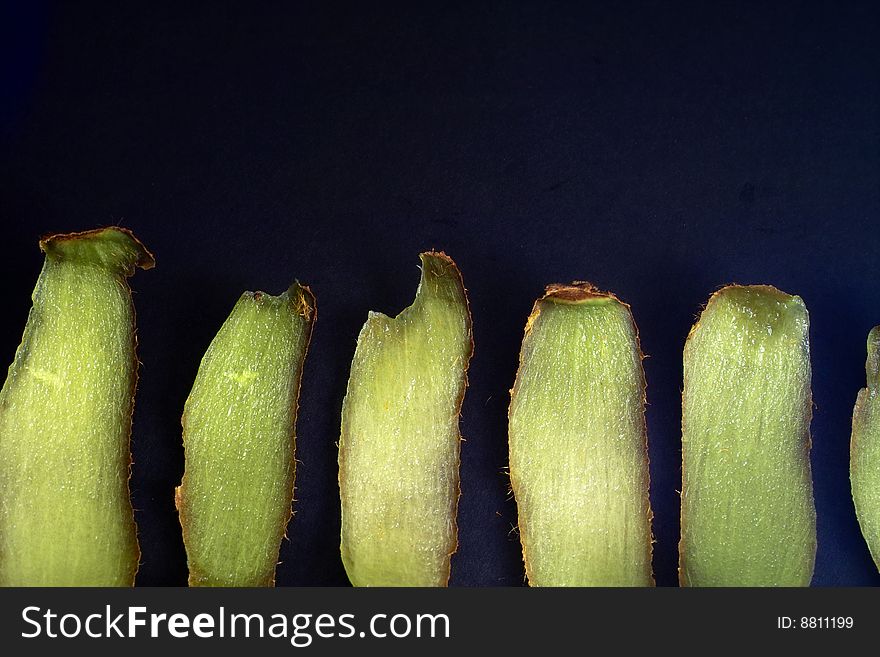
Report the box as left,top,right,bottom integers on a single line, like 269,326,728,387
1,1,878,586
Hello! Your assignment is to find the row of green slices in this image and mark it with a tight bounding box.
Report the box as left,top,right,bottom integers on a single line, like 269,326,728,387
0,227,877,587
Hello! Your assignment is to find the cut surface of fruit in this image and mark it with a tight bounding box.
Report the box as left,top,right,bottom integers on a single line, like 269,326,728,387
339,252,472,586
177,283,315,586
679,285,816,586
0,227,152,586
509,283,653,586
851,326,880,572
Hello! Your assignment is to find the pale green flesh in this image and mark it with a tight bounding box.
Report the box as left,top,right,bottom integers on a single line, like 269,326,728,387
339,252,472,586
0,228,151,586
508,286,653,586
177,284,314,586
680,285,816,586
851,326,880,572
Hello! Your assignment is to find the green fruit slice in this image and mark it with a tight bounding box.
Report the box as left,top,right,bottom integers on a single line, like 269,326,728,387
679,285,816,586
508,283,654,586
339,252,473,586
176,283,316,586
0,227,153,586
850,326,880,572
